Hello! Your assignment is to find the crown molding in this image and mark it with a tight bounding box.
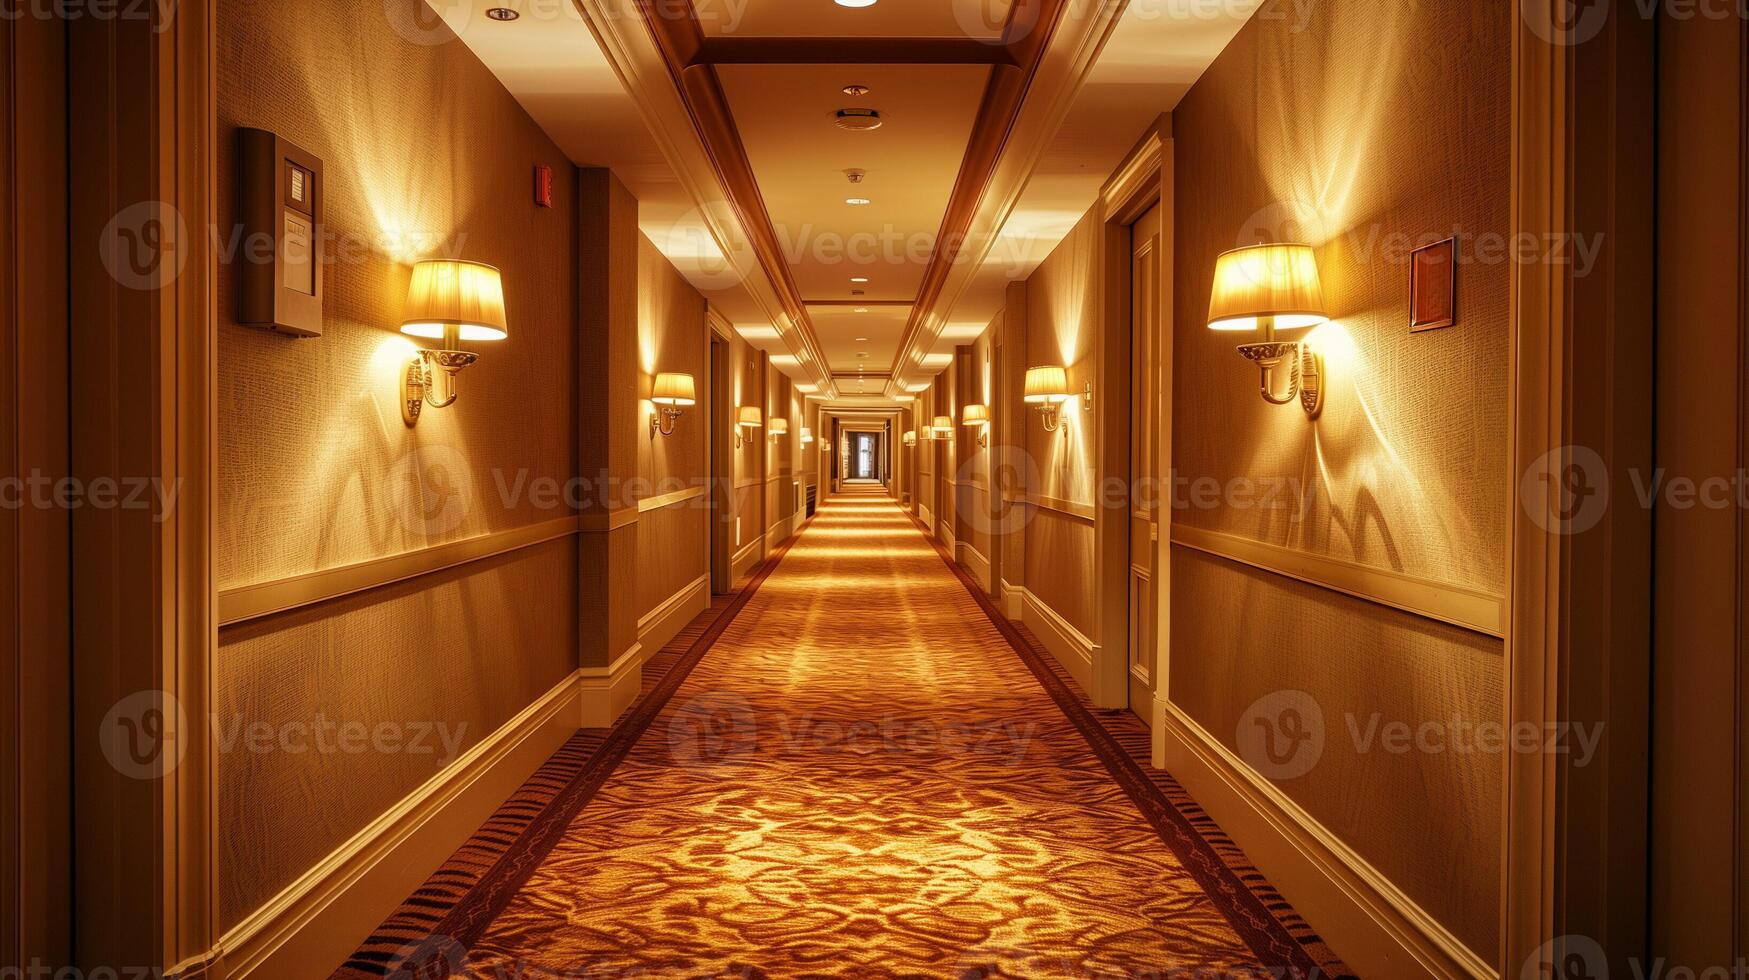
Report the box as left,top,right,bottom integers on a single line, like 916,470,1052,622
886,0,1130,395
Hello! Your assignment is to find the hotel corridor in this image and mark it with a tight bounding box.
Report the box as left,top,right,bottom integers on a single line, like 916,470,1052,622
14,0,1717,974
339,495,1348,979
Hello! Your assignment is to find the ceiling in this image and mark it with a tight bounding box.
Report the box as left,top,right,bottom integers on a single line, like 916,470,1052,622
438,0,1260,408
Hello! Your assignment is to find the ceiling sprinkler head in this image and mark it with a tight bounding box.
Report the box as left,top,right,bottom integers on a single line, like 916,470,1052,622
844,168,867,184
843,84,871,96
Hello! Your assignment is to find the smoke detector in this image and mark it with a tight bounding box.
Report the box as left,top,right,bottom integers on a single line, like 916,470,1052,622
842,84,871,96
844,168,867,184
833,108,884,132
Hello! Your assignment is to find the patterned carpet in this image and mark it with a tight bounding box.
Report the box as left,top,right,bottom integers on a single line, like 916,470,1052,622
339,493,1351,979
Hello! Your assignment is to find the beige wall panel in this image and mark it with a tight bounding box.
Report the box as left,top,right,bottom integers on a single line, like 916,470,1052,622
1170,0,1511,595
216,538,577,927
1163,0,1512,961
634,234,708,619
214,0,578,589
1023,214,1100,513
212,0,586,934
1022,509,1096,634
636,235,707,493
1169,548,1503,956
637,502,708,616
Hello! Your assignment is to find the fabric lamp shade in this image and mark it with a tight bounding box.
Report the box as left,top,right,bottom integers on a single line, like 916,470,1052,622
1024,365,1071,404
961,404,990,425
400,260,509,342
736,406,763,428
1207,243,1327,332
652,372,696,406
769,418,789,435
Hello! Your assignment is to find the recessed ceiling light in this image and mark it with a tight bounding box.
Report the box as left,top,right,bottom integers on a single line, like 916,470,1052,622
854,308,869,315
835,0,877,7
846,198,872,206
486,6,519,19
833,108,883,132
855,336,869,341
851,277,869,283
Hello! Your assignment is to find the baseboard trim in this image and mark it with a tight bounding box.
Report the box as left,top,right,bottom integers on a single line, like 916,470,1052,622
579,644,641,729
731,536,763,581
999,579,1024,619
1154,699,1493,980
637,573,709,660
957,541,992,593
218,671,582,980
1020,589,1097,695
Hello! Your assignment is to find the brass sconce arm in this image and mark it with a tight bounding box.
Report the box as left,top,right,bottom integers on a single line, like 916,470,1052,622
402,337,479,425
398,260,507,427
650,406,684,437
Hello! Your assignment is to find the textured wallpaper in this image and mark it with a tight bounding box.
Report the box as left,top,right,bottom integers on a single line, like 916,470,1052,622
1021,212,1101,638
214,0,579,587
1171,0,1511,595
635,235,709,617
1170,549,1503,954
1167,0,1512,959
218,539,577,926
213,0,580,930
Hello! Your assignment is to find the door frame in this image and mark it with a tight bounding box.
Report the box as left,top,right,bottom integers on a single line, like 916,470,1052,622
1507,1,1654,974
1089,123,1167,712
3,12,72,969
67,1,221,974
708,310,734,593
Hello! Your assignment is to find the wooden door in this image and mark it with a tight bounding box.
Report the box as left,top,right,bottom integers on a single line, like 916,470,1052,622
1127,203,1162,723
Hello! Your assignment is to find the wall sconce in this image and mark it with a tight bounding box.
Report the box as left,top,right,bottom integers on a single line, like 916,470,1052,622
903,431,917,447
961,403,990,447
931,415,954,441
801,427,814,445
1207,243,1328,418
1024,365,1089,436
649,372,696,437
399,260,508,426
768,417,789,442
735,406,762,447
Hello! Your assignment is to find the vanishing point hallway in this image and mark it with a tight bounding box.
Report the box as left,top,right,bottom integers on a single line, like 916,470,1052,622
340,495,1348,979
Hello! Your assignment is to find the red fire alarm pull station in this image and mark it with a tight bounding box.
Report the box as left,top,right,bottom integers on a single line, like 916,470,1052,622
238,128,324,337
534,164,554,208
